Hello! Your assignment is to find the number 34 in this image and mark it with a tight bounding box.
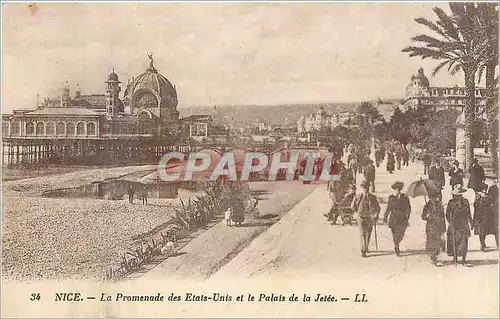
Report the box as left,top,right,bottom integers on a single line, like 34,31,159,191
30,293,41,301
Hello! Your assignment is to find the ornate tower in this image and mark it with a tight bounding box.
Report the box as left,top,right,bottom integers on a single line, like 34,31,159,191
60,81,70,107
105,69,121,118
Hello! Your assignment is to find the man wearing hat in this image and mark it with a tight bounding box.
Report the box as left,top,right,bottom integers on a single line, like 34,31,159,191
446,184,474,266
473,182,498,251
429,158,445,189
449,160,464,188
383,181,412,256
467,158,486,193
351,180,381,257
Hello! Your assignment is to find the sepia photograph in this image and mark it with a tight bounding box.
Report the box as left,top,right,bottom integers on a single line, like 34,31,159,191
1,1,499,318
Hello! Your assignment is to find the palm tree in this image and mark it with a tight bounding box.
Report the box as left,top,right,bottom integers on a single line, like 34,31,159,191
402,4,484,173
355,101,384,140
475,3,498,175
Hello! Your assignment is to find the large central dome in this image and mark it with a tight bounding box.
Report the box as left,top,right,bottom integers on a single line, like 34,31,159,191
124,54,179,119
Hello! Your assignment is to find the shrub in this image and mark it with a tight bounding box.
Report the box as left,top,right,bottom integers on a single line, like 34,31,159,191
103,180,249,281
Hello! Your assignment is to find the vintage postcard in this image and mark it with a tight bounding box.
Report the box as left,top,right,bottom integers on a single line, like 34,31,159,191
1,1,499,318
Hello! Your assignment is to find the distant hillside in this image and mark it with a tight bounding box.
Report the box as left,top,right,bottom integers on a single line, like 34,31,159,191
178,99,402,127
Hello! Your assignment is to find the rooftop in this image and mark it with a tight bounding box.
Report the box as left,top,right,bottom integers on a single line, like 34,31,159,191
23,107,102,116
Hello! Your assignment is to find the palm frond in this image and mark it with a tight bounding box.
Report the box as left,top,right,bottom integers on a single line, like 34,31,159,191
402,46,451,60
432,60,452,77
411,34,452,49
433,7,460,41
414,17,448,39
449,63,463,76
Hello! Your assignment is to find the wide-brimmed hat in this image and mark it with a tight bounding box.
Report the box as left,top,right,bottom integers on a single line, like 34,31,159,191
452,184,467,195
391,181,404,190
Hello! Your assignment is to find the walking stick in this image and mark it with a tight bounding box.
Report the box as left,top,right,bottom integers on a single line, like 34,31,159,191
374,218,379,251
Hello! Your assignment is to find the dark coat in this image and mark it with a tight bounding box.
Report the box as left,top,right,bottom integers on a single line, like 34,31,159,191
428,165,445,189
446,195,473,256
386,153,395,172
384,193,411,229
449,167,464,187
446,195,473,235
340,167,354,186
423,154,432,165
467,163,485,191
473,194,498,236
364,164,376,182
228,196,245,223
402,149,409,161
422,200,446,252
488,184,498,212
351,192,380,219
421,201,446,235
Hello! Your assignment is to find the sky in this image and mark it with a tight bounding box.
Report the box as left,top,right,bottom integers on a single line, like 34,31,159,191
2,2,469,113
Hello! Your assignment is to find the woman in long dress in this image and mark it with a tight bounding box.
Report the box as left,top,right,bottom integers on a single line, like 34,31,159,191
383,181,411,256
229,193,245,227
421,192,446,266
473,183,498,250
386,152,395,174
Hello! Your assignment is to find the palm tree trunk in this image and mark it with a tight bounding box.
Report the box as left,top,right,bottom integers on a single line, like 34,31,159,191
464,69,476,174
485,60,498,176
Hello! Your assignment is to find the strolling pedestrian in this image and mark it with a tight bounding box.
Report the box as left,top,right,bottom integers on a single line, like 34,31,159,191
467,158,486,193
423,153,432,175
446,184,474,267
449,160,464,188
325,177,347,223
228,192,245,227
225,208,233,226
363,160,376,192
386,152,395,174
351,180,380,258
348,153,357,180
375,148,381,168
429,158,445,202
487,181,499,247
383,181,411,256
395,150,402,170
473,183,498,251
380,144,386,163
421,192,446,267
402,148,410,167
127,183,135,204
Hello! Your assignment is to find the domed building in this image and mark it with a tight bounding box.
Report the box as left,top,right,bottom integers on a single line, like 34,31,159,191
123,54,180,120
403,67,486,113
2,54,218,167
